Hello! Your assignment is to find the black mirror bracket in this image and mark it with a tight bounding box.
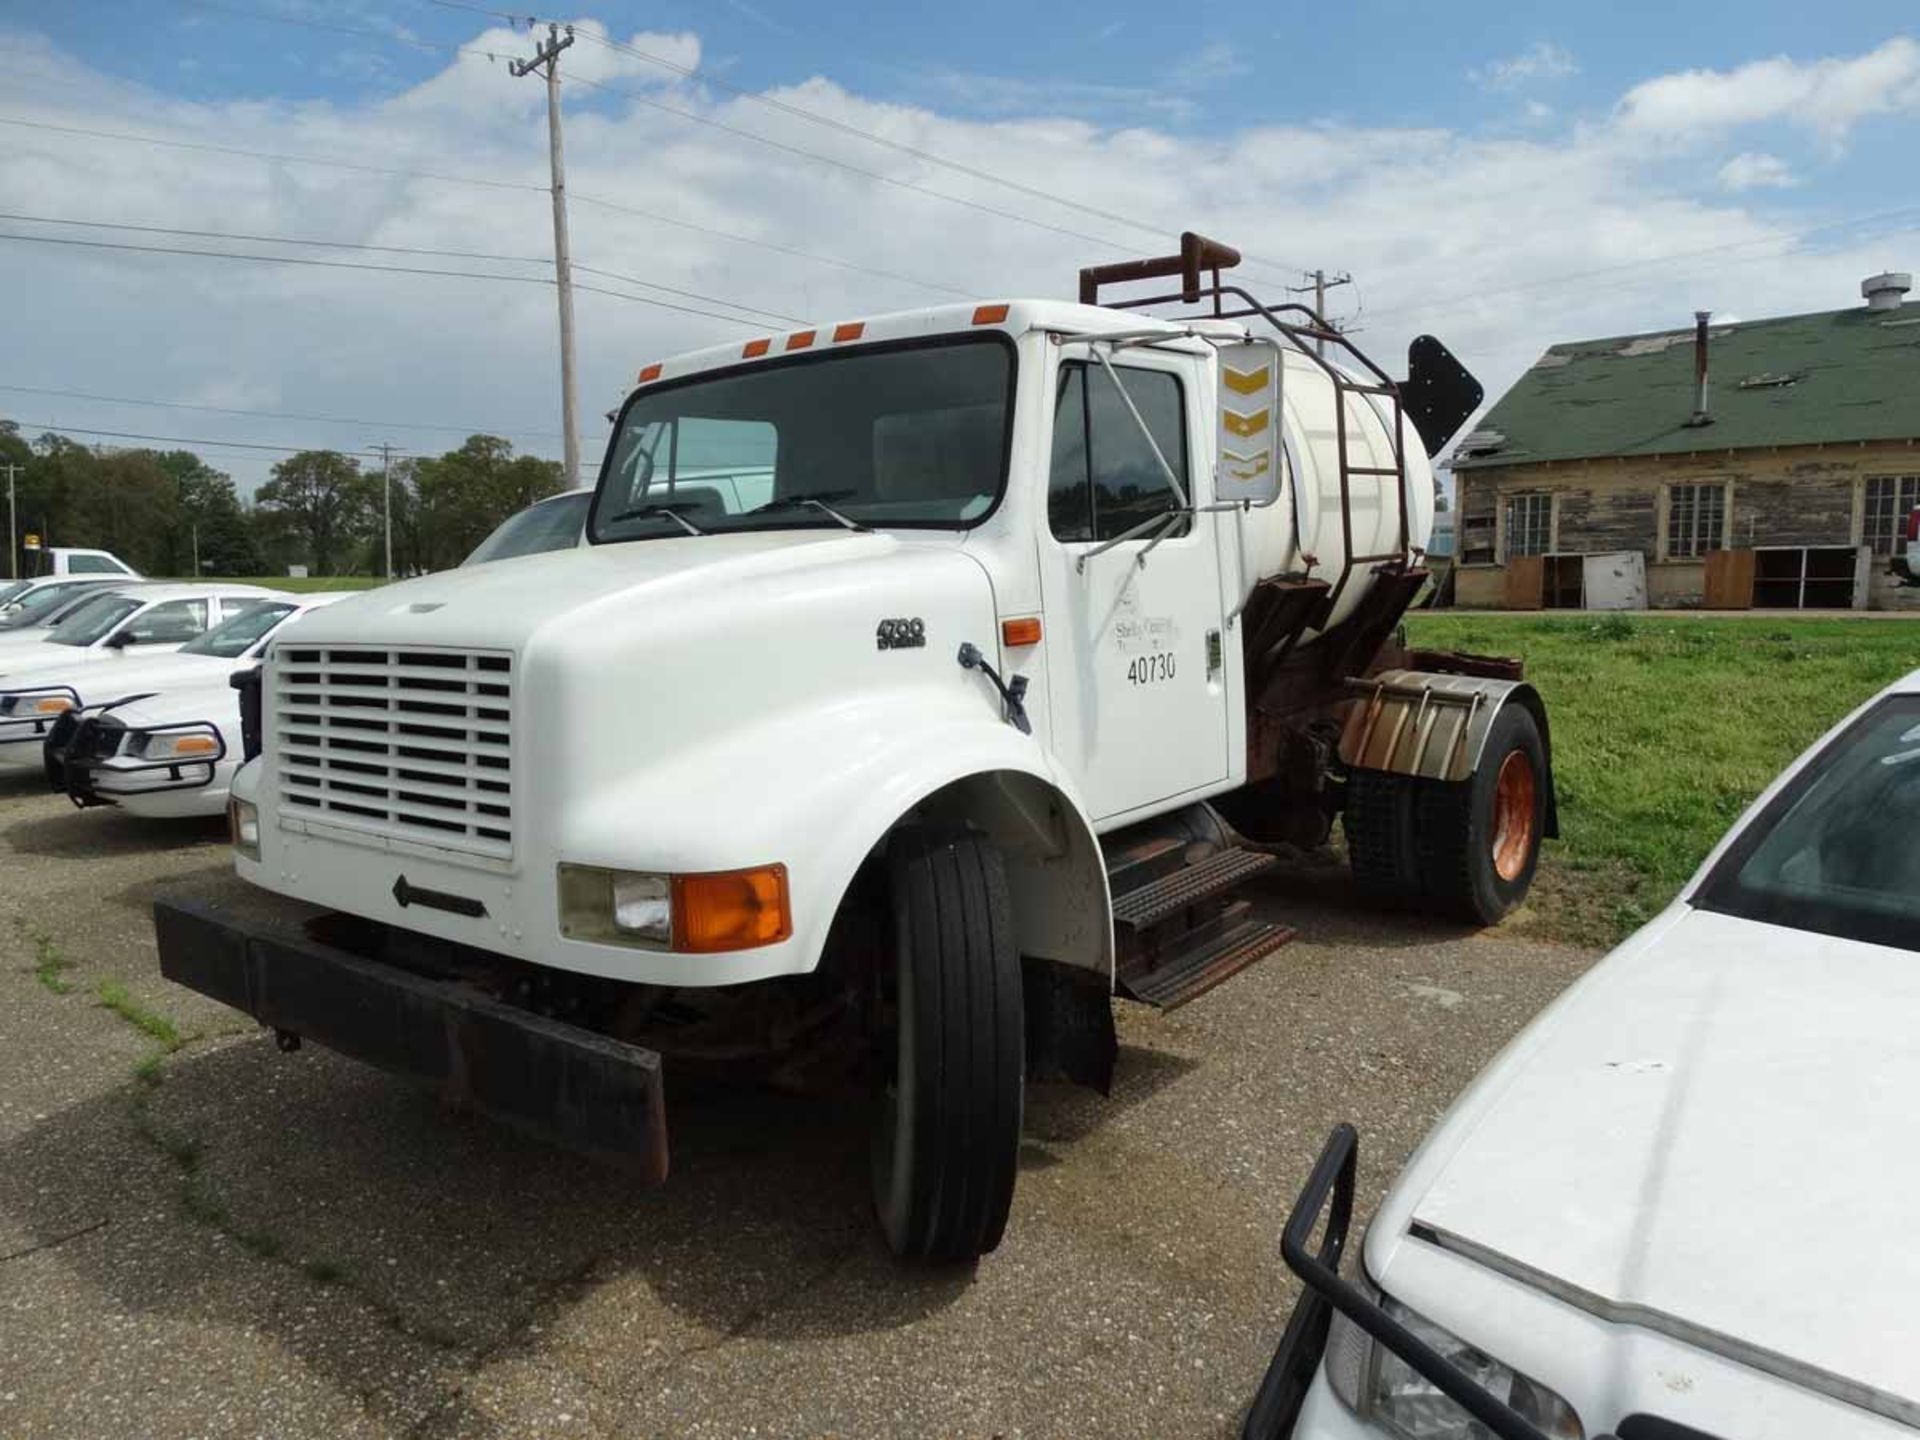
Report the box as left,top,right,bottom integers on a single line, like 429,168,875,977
956,642,1031,736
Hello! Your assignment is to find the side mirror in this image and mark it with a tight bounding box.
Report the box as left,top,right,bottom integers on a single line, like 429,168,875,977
104,630,133,650
1215,340,1284,506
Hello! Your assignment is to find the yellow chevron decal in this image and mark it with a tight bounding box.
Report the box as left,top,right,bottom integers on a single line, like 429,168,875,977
1222,365,1271,395
1224,454,1271,480
1223,408,1270,437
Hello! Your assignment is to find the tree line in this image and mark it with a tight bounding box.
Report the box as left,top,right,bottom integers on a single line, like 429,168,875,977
0,422,566,579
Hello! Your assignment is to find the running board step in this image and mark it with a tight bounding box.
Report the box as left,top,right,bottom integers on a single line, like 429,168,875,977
1111,846,1278,929
1115,919,1297,1010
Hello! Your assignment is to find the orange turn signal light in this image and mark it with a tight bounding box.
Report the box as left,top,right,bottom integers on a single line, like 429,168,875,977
972,303,1009,326
832,321,865,343
31,696,74,714
672,864,792,953
172,735,220,756
637,362,662,383
1001,616,1042,647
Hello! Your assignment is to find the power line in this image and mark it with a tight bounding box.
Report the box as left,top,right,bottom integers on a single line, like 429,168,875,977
0,210,550,266
0,230,779,326
9,420,611,464
0,383,567,441
0,112,970,299
427,0,1309,280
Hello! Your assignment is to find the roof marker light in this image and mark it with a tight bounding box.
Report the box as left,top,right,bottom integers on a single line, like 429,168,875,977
832,321,865,343
742,338,772,358
637,363,662,383
786,330,817,350
972,303,1010,326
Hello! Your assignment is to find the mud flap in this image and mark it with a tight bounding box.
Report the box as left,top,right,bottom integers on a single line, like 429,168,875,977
154,897,669,1182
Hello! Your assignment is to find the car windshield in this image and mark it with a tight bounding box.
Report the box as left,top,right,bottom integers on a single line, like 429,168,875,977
2,584,101,628
1695,694,1920,953
49,595,142,646
180,601,297,659
0,580,30,607
590,335,1014,544
464,491,591,565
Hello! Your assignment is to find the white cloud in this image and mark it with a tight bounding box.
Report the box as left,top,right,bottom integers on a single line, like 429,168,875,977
1614,36,1920,147
1716,151,1796,191
0,22,1912,491
1471,42,1577,91
1170,41,1249,87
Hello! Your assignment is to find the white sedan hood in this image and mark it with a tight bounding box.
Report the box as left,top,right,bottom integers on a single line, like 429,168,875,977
108,679,240,734
1397,907,1920,1415
0,648,228,695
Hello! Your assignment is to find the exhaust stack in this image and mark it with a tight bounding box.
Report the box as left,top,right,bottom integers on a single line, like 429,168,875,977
1684,310,1714,429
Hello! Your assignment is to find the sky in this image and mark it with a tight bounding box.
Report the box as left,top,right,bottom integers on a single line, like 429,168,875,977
2,1,1917,492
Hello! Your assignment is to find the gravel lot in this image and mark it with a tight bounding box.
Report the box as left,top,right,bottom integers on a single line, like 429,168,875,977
0,769,1601,1438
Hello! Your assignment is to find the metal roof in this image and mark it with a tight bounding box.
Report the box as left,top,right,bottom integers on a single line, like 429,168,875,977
1453,298,1920,470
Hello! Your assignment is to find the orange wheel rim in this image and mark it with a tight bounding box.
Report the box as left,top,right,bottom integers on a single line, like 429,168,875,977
1491,750,1537,883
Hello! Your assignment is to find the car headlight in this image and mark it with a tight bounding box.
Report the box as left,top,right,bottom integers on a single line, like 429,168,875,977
2,692,75,716
229,797,261,860
1326,1285,1582,1440
558,864,673,948
129,730,222,761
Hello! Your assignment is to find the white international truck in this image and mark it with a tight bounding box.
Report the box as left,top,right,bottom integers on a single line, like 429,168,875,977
155,237,1556,1262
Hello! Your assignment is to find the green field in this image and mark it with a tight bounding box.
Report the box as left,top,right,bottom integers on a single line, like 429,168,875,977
1405,614,1919,944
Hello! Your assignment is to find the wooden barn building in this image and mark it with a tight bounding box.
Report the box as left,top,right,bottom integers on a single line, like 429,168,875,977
1450,272,1920,611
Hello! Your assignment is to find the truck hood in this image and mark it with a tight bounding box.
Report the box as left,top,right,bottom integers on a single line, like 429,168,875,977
1389,907,1920,1417
282,530,921,652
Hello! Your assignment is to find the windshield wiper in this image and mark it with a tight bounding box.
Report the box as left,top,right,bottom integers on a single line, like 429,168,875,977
746,490,870,533
604,502,708,536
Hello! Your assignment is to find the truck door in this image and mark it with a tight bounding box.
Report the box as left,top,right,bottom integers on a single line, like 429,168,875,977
1037,346,1230,824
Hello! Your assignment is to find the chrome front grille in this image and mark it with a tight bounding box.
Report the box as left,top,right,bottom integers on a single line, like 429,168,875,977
275,645,514,861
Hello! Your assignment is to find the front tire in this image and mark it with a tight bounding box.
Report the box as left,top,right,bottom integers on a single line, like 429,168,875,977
872,826,1024,1263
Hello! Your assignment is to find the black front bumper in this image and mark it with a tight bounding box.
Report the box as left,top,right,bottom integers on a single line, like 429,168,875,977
1243,1126,1548,1440
154,897,670,1181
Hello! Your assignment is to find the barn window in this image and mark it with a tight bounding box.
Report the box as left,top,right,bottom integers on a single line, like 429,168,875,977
1864,476,1920,556
1666,483,1726,559
1504,493,1553,559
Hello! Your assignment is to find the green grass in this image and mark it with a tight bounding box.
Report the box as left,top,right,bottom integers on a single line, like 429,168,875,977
29,928,74,995
1405,614,1919,943
162,575,383,593
96,979,186,1053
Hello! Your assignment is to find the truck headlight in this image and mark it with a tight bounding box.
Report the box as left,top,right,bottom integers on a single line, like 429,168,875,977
130,730,222,761
558,863,792,953
558,865,673,948
1326,1286,1582,1440
229,798,261,860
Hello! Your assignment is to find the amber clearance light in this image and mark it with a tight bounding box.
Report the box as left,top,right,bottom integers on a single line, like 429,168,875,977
673,865,792,953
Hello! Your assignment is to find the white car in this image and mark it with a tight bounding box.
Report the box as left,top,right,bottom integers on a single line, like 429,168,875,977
42,594,359,817
0,584,285,761
1253,668,1920,1440
0,575,130,631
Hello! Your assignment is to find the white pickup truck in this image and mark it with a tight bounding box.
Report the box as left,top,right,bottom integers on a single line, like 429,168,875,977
156,236,1557,1262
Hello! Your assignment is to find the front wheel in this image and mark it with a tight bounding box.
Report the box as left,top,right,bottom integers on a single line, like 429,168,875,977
1414,705,1547,925
872,825,1024,1263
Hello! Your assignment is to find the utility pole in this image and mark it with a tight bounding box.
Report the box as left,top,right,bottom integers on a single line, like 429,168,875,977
511,23,581,489
1289,269,1352,357
192,522,201,578
369,442,402,579
2,463,19,581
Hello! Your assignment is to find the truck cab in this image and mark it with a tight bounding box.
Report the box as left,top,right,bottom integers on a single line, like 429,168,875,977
159,236,1552,1263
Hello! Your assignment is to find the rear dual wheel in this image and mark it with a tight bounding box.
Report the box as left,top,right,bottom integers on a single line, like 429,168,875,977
1344,705,1546,926
871,826,1024,1263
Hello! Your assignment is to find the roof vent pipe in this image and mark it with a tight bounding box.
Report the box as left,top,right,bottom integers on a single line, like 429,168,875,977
1863,272,1912,311
1684,310,1714,428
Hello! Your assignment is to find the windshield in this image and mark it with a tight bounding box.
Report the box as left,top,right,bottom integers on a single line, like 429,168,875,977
50,595,141,646
464,491,591,565
180,601,297,659
590,335,1014,544
1695,694,1920,952
4,584,96,628
0,580,29,608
